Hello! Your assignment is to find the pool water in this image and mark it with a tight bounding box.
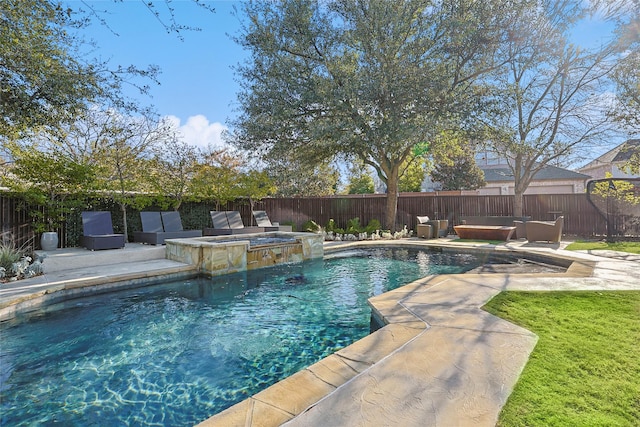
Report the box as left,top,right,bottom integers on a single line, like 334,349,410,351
0,248,486,426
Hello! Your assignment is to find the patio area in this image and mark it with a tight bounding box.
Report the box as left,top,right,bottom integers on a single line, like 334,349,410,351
1,238,639,426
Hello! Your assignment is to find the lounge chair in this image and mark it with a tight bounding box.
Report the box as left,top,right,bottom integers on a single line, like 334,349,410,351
81,211,126,250
525,216,564,243
226,211,248,230
204,211,268,236
210,211,230,229
133,211,164,245
133,211,202,245
253,210,287,231
160,211,202,239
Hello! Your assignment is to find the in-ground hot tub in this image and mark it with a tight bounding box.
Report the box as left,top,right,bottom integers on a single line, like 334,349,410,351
165,232,324,276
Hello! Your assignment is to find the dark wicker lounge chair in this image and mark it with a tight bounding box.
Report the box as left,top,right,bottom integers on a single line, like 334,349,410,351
81,211,126,250
161,211,202,238
133,211,202,245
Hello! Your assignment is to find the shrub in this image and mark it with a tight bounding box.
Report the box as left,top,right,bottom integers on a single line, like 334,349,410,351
0,236,42,282
302,220,321,232
280,220,296,231
346,217,363,234
365,219,382,234
0,241,23,273
325,219,337,233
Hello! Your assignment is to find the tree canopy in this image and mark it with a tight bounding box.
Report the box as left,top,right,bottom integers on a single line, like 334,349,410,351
1,0,218,142
1,0,100,139
231,0,513,230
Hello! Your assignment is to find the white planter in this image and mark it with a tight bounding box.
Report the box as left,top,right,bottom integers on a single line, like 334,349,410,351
40,232,59,251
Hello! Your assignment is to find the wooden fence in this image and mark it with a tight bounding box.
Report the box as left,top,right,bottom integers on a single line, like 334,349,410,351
0,192,618,250
253,193,609,237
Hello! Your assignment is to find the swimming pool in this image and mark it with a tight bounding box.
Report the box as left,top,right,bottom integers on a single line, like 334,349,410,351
0,247,489,426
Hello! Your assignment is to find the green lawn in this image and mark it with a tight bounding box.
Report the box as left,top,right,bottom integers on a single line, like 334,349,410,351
483,291,640,427
565,240,640,254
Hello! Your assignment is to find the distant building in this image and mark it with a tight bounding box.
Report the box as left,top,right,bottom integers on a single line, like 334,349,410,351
423,148,592,195
476,165,591,195
578,139,640,179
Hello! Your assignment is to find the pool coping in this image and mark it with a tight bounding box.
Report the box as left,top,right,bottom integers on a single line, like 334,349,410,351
197,240,598,426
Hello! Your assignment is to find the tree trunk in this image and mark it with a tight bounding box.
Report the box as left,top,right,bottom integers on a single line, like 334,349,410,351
513,190,524,218
385,172,400,231
120,203,129,243
513,173,528,217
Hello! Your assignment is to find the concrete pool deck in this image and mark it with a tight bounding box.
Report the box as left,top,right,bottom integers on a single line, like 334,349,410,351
0,243,198,321
2,238,640,426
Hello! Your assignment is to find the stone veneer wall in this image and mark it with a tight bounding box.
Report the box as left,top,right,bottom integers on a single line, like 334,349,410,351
165,233,324,276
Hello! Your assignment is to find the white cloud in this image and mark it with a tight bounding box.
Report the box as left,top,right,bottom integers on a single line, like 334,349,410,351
166,114,229,149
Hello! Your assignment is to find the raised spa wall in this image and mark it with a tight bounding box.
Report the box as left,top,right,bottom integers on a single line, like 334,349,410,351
165,232,324,276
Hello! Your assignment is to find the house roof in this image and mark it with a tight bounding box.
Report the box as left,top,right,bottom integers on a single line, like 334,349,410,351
482,164,592,182
612,139,640,162
580,138,640,170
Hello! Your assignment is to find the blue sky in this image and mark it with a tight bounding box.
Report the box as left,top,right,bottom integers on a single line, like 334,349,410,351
75,1,619,151
77,1,245,148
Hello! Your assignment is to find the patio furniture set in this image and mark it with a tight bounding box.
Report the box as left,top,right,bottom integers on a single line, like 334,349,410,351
80,210,289,250
79,210,565,251
417,215,564,243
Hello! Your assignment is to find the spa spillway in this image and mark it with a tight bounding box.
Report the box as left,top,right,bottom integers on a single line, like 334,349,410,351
165,232,325,276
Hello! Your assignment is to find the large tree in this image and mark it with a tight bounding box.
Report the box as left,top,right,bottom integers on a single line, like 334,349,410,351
92,112,172,239
231,0,513,230
478,1,626,216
